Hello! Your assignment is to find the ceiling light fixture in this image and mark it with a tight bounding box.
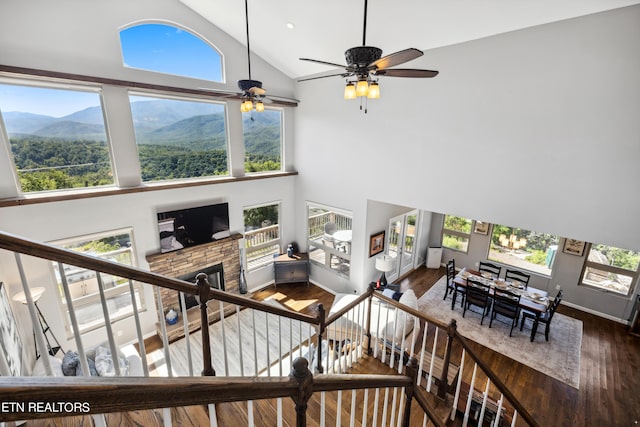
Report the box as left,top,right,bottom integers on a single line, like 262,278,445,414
238,0,266,113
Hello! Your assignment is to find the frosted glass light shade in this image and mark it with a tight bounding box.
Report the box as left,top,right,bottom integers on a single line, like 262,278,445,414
344,83,356,99
367,82,380,99
356,79,369,97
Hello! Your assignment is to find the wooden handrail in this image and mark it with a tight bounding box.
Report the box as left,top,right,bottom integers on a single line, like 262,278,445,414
371,292,450,330
412,388,447,427
324,289,373,326
0,376,300,422
0,230,319,324
312,374,412,392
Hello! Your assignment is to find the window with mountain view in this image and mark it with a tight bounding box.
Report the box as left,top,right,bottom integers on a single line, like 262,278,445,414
0,82,114,193
243,110,282,173
129,94,228,181
120,23,223,82
580,244,639,296
488,224,559,276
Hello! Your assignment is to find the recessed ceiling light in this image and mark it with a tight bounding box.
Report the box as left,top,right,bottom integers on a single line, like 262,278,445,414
286,22,295,30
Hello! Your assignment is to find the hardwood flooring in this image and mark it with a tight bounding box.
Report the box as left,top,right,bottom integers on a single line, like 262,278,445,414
252,267,640,426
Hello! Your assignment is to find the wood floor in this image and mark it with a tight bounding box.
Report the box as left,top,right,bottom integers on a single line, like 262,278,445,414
254,267,640,426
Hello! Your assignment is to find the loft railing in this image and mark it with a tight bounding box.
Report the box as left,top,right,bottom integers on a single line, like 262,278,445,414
0,230,538,426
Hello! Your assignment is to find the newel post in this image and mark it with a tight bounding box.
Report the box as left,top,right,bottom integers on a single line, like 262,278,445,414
290,357,313,427
316,304,325,374
402,357,419,427
196,273,215,376
437,319,457,399
365,284,375,355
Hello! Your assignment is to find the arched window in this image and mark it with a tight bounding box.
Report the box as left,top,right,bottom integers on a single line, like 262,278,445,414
119,23,222,81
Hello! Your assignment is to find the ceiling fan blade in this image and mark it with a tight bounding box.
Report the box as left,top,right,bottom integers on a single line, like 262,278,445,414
370,48,423,70
374,68,439,78
297,72,349,82
248,86,266,95
300,58,347,69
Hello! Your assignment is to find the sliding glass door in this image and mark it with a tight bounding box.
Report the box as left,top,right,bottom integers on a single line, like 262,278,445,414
386,210,418,283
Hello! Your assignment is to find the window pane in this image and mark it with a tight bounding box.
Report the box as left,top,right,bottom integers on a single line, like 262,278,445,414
488,225,559,276
588,244,640,272
243,110,282,173
129,95,228,181
244,204,280,271
582,266,634,295
444,215,472,234
442,233,469,252
53,230,142,335
307,204,352,276
120,23,222,81
0,83,113,192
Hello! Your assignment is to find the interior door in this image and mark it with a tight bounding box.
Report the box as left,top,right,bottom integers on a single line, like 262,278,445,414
386,210,419,283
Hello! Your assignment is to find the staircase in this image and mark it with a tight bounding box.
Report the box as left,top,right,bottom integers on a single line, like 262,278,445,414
0,230,539,427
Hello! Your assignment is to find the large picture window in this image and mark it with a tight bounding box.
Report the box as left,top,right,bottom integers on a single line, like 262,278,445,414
129,94,228,182
442,215,472,253
488,225,559,276
243,109,282,173
0,82,113,193
243,202,281,271
51,229,145,337
580,244,639,296
307,203,352,276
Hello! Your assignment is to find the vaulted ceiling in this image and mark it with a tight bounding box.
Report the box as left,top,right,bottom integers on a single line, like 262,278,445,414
181,0,640,79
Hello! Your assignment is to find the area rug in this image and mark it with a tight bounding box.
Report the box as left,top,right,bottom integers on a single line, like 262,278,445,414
418,276,583,389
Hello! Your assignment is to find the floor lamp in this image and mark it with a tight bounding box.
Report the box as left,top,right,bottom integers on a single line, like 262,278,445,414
13,287,64,359
375,255,395,288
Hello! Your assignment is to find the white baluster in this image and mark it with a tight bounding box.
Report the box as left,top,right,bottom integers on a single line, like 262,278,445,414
178,292,193,376
155,286,172,376
252,309,258,375
462,363,478,427
450,348,466,421
372,388,380,427
418,324,428,386
236,305,244,376
427,328,439,393
128,279,149,376
336,390,342,427
247,400,254,427
478,378,491,426
361,389,369,426
218,300,228,375
95,273,121,376
208,403,218,427
350,389,357,426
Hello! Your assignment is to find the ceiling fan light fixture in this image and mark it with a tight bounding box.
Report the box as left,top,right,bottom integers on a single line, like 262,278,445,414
344,82,356,99
367,81,380,99
255,101,265,112
356,78,369,97
241,99,254,112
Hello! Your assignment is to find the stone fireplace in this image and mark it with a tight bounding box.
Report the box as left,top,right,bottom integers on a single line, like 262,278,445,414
145,232,242,341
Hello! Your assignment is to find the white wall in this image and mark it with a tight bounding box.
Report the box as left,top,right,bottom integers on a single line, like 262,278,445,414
294,6,640,317
0,0,298,372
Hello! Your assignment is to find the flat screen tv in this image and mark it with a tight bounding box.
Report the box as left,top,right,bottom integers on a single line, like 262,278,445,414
157,202,230,253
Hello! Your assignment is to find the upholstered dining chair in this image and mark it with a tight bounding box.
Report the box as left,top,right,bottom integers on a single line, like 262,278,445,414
463,278,492,325
478,261,502,278
489,288,521,336
505,269,531,289
520,289,564,341
443,259,456,300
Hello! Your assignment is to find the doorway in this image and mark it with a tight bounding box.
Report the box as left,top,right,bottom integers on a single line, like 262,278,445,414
386,210,419,283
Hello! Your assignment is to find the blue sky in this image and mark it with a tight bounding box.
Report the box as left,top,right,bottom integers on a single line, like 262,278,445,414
0,23,222,117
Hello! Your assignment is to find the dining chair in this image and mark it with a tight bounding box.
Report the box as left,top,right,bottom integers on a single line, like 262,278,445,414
489,288,521,336
520,289,564,341
463,278,492,324
443,259,456,300
505,269,531,289
478,261,502,279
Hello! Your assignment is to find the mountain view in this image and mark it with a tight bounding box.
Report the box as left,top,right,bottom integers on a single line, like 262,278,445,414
4,99,281,192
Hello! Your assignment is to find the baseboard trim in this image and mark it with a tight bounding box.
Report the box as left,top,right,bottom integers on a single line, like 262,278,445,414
561,300,629,325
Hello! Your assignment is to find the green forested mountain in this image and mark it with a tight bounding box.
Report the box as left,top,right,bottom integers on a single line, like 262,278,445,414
5,99,281,191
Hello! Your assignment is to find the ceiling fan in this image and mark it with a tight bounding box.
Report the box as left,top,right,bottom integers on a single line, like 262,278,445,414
298,0,438,111
238,0,266,112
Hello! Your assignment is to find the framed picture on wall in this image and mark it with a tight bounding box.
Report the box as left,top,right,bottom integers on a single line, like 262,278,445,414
562,238,586,256
369,231,385,257
0,282,22,376
473,221,490,235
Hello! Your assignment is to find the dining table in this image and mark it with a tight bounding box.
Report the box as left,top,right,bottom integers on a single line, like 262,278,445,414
332,230,352,254
453,267,550,341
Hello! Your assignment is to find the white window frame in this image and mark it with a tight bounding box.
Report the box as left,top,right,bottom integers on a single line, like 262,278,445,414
580,243,639,297
50,228,145,338
441,215,473,253
243,201,281,272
